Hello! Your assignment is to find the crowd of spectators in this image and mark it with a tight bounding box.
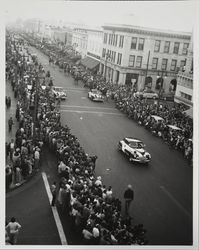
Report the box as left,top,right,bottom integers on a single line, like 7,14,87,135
34,36,192,163
22,33,193,165
6,31,148,245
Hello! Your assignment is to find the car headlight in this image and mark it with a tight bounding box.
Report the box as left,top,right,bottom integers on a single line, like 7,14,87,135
135,153,140,158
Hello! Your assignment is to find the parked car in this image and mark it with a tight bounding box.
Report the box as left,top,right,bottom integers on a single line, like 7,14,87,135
135,90,158,99
118,137,151,164
88,89,104,102
52,86,67,100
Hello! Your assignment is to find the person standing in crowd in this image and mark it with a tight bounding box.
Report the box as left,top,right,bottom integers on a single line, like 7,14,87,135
124,184,134,216
9,139,15,161
51,181,57,206
34,147,40,169
6,217,22,245
8,117,14,132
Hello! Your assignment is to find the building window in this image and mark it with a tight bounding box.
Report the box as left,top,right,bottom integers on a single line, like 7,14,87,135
164,41,170,53
117,53,122,65
129,55,135,67
170,59,177,71
154,40,161,52
180,60,186,71
108,34,111,45
136,56,142,68
111,34,113,45
161,58,168,70
182,43,189,55
131,37,137,49
112,34,115,46
113,51,116,63
138,38,145,51
111,51,114,62
119,35,124,48
115,35,117,46
103,33,107,44
152,58,158,69
173,42,180,54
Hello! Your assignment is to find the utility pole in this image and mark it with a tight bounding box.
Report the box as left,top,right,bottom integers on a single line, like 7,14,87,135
144,50,151,89
104,53,112,82
146,50,150,77
157,70,165,111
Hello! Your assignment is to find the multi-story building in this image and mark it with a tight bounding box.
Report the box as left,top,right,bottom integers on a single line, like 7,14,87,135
53,27,73,46
72,28,88,58
175,34,193,110
100,24,191,93
72,27,103,72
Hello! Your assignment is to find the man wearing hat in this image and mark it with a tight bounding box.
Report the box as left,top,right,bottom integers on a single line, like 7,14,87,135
124,184,134,216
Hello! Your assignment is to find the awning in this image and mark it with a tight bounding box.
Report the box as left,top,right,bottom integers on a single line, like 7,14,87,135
81,56,99,70
183,107,193,119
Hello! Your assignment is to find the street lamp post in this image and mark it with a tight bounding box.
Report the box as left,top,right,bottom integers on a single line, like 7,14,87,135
104,53,112,82
156,70,167,110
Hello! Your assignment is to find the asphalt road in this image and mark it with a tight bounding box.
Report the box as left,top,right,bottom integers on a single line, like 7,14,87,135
6,172,61,245
10,46,192,245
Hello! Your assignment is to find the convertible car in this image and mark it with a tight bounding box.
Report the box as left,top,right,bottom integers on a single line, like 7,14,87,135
88,89,104,102
118,137,151,164
52,86,67,100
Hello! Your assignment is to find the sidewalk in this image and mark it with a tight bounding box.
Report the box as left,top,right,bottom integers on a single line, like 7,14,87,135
6,80,19,144
6,80,25,190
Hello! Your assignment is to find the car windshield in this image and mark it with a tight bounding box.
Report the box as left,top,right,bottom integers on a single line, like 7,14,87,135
92,90,98,94
144,90,153,93
129,141,144,148
54,88,64,92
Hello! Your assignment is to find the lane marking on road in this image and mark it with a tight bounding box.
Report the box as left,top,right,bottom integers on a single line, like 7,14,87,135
160,185,192,220
60,109,124,116
42,172,68,245
66,88,87,92
60,105,117,110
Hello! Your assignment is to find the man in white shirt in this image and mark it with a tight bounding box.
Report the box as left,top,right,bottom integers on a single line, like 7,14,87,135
6,217,22,245
34,148,40,169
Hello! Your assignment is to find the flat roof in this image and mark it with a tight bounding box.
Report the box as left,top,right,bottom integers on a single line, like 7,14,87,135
102,23,191,40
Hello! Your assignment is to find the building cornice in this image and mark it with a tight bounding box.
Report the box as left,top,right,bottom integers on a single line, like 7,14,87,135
74,27,103,34
102,26,191,40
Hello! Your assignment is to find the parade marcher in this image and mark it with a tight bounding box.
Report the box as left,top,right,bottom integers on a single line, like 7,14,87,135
124,184,134,216
6,217,22,245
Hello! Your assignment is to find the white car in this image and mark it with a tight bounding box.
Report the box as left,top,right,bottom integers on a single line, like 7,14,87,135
88,89,104,102
118,137,151,164
52,86,67,100
135,90,158,99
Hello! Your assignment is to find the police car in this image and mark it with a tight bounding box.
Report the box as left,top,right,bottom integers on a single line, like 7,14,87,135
118,137,151,164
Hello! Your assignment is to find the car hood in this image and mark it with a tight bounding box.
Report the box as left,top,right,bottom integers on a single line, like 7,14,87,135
135,148,146,154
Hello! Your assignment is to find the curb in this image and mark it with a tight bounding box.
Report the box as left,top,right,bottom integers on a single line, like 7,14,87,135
6,169,40,193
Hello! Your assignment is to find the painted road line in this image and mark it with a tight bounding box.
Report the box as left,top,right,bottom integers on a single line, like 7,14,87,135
60,109,124,116
160,185,192,220
42,172,67,245
66,88,86,91
60,105,117,110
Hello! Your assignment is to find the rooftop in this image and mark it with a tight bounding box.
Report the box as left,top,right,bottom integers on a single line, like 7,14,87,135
102,23,191,39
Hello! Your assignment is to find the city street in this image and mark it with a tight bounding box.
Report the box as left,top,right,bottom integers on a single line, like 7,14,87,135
27,46,193,244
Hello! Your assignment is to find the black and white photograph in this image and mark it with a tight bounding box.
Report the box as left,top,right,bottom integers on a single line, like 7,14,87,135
3,0,198,249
